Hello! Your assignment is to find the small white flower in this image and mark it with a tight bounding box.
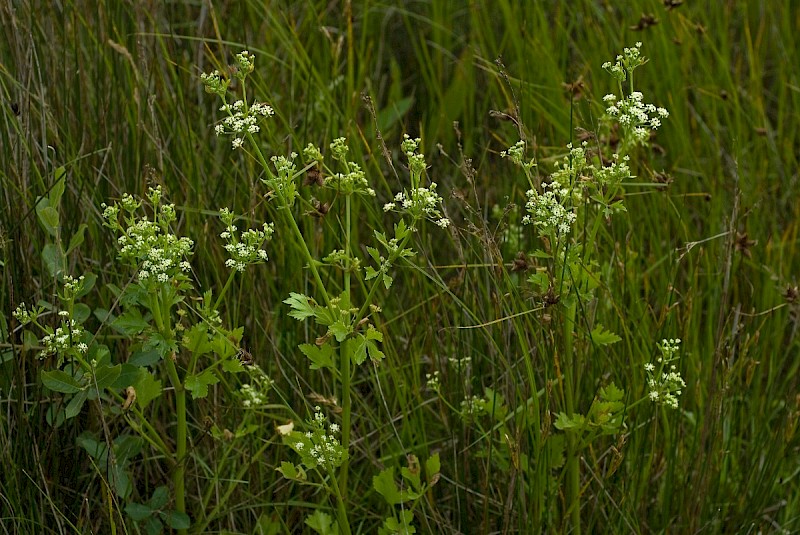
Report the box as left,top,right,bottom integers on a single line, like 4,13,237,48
232,138,244,149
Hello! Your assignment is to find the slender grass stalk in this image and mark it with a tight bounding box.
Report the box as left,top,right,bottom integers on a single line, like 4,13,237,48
339,192,353,511
562,297,580,535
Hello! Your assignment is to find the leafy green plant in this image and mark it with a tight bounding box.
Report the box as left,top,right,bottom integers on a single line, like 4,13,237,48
373,454,441,534
124,486,190,535
495,42,681,533
4,3,799,533
202,49,450,533
14,185,274,533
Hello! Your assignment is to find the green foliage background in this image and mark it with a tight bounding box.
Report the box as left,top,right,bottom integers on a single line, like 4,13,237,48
1,1,798,533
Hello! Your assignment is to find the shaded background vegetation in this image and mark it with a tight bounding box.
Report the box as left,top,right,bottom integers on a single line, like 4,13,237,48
1,0,798,533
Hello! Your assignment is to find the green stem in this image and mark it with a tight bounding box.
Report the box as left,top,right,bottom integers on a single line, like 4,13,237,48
563,298,581,535
173,377,188,534
114,397,170,456
155,288,188,535
283,210,333,308
330,471,353,535
339,194,353,507
245,125,331,310
163,352,187,534
213,270,237,311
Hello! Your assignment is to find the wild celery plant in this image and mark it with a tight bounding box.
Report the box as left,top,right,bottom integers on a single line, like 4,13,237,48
202,49,447,534
499,43,683,533
14,184,273,534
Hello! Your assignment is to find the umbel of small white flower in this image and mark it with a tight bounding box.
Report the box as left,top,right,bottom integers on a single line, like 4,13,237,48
202,50,275,151
13,275,92,364
321,138,375,197
426,371,440,393
382,135,450,229
12,303,39,326
603,92,669,146
239,363,273,408
601,43,669,150
500,140,536,172
522,183,577,236
262,153,300,208
39,319,88,360
460,394,489,422
61,274,87,299
102,186,193,287
240,383,269,408
644,338,686,409
215,100,274,150
293,406,347,470
218,207,274,272
601,42,648,83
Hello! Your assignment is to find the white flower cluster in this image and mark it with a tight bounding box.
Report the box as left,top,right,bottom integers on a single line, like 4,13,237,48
500,140,535,171
383,135,450,229
594,153,632,187
264,153,300,206
61,275,86,297
117,223,193,283
202,50,273,149
448,356,472,368
460,394,488,421
13,303,40,325
294,406,346,469
645,338,686,409
383,184,449,228
401,135,427,179
214,99,274,150
103,187,194,286
425,371,440,392
329,137,349,161
238,363,272,408
550,144,589,187
240,383,268,408
602,42,647,83
40,319,88,359
218,208,273,272
234,50,255,77
603,92,669,145
522,183,577,236
200,70,229,97
326,162,375,197
303,143,324,163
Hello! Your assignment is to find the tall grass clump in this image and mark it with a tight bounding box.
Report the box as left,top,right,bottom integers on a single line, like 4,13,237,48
2,1,799,534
